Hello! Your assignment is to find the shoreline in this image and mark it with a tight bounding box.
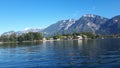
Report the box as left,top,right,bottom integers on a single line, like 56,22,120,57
0,38,120,44
0,40,43,44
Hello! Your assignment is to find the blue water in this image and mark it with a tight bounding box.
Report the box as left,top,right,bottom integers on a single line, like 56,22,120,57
0,38,120,68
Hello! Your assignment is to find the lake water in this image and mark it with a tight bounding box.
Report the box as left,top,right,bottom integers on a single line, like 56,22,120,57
0,38,120,68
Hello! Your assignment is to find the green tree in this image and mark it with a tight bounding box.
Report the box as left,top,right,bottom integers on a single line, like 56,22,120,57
9,33,17,42
33,32,43,40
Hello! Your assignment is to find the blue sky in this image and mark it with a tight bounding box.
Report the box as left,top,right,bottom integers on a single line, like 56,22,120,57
0,0,120,34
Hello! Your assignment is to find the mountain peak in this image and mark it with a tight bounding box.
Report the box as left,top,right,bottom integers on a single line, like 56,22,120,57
68,18,75,22
61,18,75,23
113,15,120,18
83,14,96,18
2,14,120,36
2,31,16,36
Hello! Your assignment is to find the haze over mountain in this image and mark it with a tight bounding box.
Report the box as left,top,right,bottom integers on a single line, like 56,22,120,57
2,14,120,36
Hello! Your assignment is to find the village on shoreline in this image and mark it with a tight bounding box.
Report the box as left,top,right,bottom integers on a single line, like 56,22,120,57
0,32,120,44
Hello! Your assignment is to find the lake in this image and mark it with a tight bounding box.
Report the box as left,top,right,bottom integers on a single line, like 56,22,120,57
0,38,120,68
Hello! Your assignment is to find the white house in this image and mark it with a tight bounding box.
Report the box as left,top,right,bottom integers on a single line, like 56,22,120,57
77,36,83,40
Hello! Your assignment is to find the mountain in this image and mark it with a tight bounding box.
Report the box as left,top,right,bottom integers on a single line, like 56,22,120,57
16,28,43,35
43,19,76,35
43,14,108,35
2,14,120,36
2,31,16,36
68,14,108,33
2,28,43,36
99,15,120,34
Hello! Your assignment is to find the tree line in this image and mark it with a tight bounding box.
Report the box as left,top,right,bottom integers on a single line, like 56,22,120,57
0,32,43,43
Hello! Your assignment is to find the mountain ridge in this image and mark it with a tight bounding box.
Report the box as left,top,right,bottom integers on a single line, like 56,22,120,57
1,14,120,36
43,14,109,36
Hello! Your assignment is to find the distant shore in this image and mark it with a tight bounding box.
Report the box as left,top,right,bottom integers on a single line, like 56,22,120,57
0,40,43,44
0,37,120,44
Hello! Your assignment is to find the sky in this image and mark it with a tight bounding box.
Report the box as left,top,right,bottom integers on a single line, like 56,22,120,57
0,0,120,34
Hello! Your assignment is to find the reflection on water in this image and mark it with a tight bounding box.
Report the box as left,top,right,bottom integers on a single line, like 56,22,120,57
0,42,43,48
0,38,120,68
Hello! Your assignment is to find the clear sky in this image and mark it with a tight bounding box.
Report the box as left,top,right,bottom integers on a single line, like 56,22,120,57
0,0,120,34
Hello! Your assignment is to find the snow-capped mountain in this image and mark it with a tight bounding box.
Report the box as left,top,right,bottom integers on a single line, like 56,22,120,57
2,28,43,36
99,15,120,34
16,28,43,35
2,31,16,36
2,14,120,36
68,14,108,33
43,18,75,35
43,14,109,35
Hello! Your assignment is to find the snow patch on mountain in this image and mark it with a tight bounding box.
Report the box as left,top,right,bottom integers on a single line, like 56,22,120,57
64,19,75,30
114,20,118,22
2,28,43,36
87,22,99,31
17,28,43,34
83,14,95,18
2,31,15,36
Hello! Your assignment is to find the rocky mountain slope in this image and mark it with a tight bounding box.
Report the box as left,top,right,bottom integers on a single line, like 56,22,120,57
99,15,120,35
43,14,109,35
2,14,120,36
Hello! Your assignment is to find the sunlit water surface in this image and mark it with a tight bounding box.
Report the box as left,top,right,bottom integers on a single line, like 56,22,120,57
0,38,120,68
